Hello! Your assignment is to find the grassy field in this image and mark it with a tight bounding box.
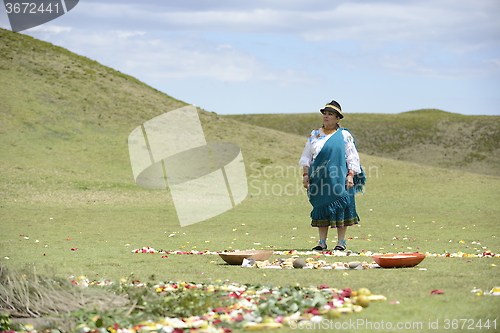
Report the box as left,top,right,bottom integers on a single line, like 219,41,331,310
1,28,500,332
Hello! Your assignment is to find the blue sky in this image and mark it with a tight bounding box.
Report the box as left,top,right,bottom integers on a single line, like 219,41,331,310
1,0,499,115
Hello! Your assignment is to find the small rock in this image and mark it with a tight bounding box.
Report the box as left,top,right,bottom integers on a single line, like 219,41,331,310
293,258,307,268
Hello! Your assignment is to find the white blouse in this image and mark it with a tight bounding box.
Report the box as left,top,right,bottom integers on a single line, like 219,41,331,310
299,128,361,174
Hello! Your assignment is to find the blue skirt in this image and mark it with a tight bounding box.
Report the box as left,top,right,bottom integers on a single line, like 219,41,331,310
311,189,359,228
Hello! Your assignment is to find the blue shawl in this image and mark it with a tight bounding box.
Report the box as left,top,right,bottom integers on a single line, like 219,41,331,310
308,128,366,220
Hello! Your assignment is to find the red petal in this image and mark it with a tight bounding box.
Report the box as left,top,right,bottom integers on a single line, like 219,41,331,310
430,290,444,294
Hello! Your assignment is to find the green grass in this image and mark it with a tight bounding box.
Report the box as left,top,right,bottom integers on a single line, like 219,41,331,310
1,28,500,332
2,155,499,332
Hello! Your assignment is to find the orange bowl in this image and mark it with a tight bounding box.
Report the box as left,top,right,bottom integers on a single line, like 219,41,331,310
372,253,426,268
219,250,274,265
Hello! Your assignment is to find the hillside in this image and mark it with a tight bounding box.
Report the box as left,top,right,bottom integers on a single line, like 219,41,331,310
0,28,308,204
3,27,499,184
227,110,500,177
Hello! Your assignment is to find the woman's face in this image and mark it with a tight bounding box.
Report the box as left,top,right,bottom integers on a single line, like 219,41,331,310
323,111,340,127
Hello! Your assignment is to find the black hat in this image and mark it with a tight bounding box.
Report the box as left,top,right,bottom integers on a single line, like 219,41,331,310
320,100,343,119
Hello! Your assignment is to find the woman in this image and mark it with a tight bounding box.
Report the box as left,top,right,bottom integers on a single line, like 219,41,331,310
299,100,364,251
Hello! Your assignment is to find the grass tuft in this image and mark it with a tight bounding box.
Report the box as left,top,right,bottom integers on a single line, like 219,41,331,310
0,264,127,319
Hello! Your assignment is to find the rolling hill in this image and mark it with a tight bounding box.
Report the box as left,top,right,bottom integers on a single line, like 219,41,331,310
226,110,500,177
0,28,304,188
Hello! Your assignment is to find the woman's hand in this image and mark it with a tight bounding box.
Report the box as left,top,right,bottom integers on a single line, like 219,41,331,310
346,174,354,189
303,175,310,189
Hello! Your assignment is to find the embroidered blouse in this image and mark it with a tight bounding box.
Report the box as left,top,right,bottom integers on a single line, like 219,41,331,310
299,128,361,174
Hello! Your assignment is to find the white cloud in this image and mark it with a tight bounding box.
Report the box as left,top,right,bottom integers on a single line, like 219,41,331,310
8,0,499,115
48,0,498,79
484,58,500,67
300,1,500,46
17,24,72,35
71,1,500,46
114,30,146,39
30,28,317,85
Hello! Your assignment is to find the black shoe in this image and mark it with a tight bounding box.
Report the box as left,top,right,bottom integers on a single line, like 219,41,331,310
312,244,327,251
333,240,347,251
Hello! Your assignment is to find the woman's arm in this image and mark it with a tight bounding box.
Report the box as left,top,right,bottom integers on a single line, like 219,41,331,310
343,130,361,174
343,130,360,189
302,166,310,189
299,138,313,189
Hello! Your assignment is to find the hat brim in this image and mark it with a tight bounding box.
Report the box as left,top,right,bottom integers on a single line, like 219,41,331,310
320,107,344,119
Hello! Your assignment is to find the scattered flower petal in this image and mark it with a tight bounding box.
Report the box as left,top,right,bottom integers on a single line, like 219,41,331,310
430,290,444,295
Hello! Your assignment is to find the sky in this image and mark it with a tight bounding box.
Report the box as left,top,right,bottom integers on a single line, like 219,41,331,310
1,0,499,116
